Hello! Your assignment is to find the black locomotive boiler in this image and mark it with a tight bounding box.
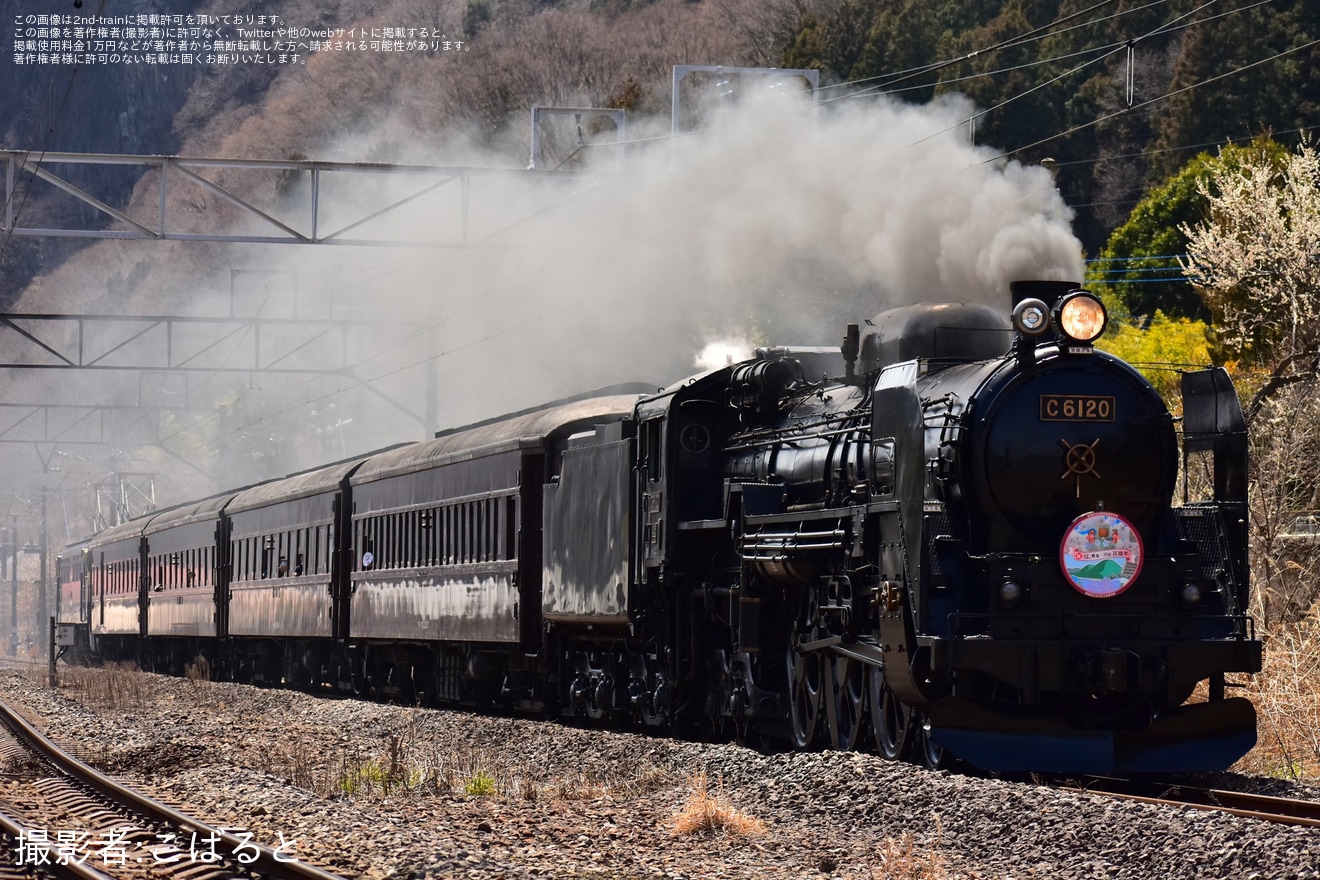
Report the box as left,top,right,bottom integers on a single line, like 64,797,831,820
57,280,1262,774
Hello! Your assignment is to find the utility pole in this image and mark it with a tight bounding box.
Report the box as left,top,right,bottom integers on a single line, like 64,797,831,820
38,493,47,656
9,516,16,655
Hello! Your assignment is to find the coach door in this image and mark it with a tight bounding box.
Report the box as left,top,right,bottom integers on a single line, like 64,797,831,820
638,416,666,573
98,552,105,628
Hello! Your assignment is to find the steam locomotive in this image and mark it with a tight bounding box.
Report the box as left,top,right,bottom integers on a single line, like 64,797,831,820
57,280,1262,774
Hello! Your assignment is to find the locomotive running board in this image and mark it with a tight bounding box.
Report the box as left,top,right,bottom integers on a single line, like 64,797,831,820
796,638,888,671
830,641,886,668
927,696,1258,774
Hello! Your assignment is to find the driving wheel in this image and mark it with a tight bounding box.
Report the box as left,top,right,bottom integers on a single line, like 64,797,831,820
824,654,867,751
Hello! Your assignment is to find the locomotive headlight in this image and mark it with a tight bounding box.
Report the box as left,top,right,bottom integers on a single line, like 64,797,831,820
1012,298,1052,336
1055,291,1108,344
999,581,1022,607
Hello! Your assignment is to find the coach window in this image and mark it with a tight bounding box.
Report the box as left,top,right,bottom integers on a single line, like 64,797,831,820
417,509,428,566
474,501,484,562
397,513,406,569
484,499,494,562
417,510,426,566
451,505,459,564
441,506,450,565
479,501,487,562
391,513,401,569
394,513,402,569
452,505,460,565
397,513,405,569
472,501,481,563
506,497,518,561
459,503,468,564
478,501,485,562
404,511,413,568
453,505,461,564
412,511,422,567
470,502,478,563
401,512,409,568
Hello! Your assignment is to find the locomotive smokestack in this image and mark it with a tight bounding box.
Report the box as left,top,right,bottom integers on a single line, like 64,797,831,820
842,324,860,384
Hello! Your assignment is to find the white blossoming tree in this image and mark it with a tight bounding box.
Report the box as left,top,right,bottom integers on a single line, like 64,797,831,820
1181,140,1320,422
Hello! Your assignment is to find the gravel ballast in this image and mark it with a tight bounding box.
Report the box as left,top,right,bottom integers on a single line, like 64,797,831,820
1,667,1317,879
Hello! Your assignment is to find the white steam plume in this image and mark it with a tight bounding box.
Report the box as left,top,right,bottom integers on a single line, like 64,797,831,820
226,91,1086,468
8,89,1086,500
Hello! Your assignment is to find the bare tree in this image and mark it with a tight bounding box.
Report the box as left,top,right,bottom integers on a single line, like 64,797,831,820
1246,384,1320,629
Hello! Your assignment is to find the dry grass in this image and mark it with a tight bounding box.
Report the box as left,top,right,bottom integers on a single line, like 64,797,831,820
670,771,765,838
58,662,156,709
1237,608,1320,779
873,831,948,880
247,710,673,805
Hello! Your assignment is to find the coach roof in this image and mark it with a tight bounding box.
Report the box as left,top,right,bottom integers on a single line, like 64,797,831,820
352,394,641,482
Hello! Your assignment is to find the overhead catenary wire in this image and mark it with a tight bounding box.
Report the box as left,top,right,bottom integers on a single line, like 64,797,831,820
986,33,1320,162
903,0,1238,150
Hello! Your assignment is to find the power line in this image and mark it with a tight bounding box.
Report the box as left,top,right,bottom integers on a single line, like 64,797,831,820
987,33,1320,162
816,0,1137,98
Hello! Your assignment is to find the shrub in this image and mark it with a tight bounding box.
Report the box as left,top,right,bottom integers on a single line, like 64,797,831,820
670,771,765,837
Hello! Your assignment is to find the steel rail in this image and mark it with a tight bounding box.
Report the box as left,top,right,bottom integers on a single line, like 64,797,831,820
0,698,349,880
1064,780,1320,829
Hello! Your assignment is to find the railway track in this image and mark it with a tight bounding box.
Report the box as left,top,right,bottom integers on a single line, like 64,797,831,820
0,697,349,880
1064,777,1320,829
